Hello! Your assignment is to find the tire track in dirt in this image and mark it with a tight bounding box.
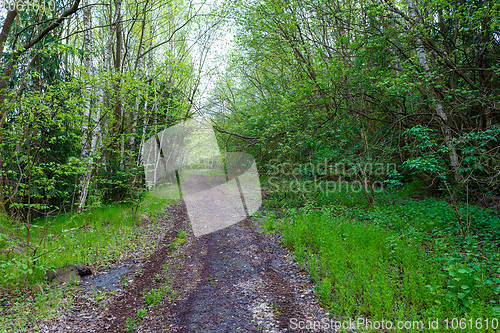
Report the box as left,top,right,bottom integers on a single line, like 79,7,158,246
162,217,334,332
46,200,335,332
91,203,189,333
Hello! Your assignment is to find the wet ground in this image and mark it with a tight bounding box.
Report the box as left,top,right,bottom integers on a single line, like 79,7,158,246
82,260,142,292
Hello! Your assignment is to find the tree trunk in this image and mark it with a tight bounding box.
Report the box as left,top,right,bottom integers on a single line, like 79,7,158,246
113,0,123,168
408,0,461,181
78,0,100,210
130,3,148,162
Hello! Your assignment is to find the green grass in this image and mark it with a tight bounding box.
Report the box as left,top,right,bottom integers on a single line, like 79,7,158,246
0,193,174,331
270,182,500,332
170,229,187,251
0,284,71,332
143,284,171,306
143,235,183,309
124,307,148,332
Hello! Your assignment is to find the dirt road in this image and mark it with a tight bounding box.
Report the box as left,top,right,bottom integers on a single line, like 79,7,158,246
34,202,335,332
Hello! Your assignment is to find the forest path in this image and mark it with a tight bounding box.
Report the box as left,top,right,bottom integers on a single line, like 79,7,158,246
34,202,334,333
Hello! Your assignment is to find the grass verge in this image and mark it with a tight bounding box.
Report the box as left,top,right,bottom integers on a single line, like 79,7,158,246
0,194,175,332
264,182,500,332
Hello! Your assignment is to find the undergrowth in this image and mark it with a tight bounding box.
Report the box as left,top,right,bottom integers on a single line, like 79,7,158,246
0,194,174,332
264,181,500,332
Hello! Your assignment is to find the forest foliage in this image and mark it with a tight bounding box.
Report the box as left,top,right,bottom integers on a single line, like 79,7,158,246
0,0,499,328
0,0,210,221
212,0,500,204
0,0,497,225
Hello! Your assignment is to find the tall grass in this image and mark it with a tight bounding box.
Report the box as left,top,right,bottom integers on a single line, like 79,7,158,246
0,194,174,331
270,183,500,332
0,194,173,289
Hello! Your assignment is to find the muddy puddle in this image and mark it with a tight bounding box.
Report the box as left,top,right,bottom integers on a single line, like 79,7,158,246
82,260,143,292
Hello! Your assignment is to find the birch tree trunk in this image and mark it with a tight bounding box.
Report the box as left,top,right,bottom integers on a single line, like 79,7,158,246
113,0,124,168
78,0,100,210
129,3,148,162
407,0,461,181
138,23,155,167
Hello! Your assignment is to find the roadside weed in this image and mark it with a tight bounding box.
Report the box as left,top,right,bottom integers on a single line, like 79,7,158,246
279,184,500,330
143,284,170,306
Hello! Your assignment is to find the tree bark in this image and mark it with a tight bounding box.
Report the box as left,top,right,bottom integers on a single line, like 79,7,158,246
78,0,101,210
407,0,461,181
113,0,123,168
